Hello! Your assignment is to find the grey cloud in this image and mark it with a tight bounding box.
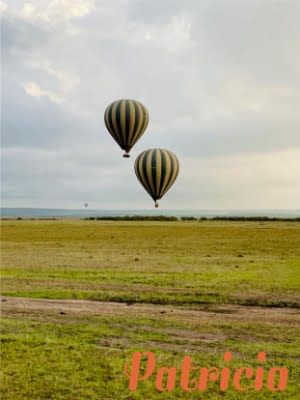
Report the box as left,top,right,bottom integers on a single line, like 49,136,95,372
1,14,49,52
2,78,94,149
144,111,300,158
1,0,300,208
1,146,148,208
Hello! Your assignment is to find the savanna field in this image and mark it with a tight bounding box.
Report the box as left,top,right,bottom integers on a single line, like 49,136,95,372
1,219,300,399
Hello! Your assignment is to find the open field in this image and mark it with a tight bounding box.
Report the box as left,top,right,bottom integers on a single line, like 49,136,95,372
1,220,300,399
2,220,300,307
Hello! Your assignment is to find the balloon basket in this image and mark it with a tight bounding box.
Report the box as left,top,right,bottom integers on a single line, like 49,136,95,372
155,202,159,208
123,153,130,158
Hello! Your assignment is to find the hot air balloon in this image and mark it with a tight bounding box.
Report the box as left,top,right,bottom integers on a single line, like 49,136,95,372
84,203,88,208
104,99,149,158
134,149,179,207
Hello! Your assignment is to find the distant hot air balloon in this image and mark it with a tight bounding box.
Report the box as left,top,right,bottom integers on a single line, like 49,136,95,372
104,99,149,158
134,149,179,208
84,203,88,208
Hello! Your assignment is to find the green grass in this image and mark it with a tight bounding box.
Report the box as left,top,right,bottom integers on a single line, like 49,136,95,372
1,312,300,400
1,220,300,307
1,220,300,399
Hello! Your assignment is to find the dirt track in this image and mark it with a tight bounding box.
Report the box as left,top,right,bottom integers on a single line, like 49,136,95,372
1,296,299,326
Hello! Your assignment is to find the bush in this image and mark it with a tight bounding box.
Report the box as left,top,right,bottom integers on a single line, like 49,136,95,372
84,215,178,221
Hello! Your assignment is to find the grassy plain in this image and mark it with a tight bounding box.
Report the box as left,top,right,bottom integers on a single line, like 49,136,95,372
1,219,300,399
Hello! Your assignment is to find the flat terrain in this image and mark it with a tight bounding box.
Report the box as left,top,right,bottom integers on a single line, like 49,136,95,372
1,220,300,399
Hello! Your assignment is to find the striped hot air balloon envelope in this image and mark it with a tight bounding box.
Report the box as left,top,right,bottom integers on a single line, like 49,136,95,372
134,149,179,208
104,99,149,158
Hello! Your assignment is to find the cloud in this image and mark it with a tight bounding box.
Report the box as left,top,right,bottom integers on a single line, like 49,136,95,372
179,148,300,209
23,81,64,103
26,57,80,93
3,146,299,209
122,13,196,53
1,0,300,209
1,145,140,208
1,76,95,149
19,0,95,29
20,57,80,103
0,1,8,13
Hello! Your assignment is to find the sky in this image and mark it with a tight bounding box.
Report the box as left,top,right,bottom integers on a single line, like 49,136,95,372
1,0,300,210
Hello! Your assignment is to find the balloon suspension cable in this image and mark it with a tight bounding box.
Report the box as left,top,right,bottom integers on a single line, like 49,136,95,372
155,202,159,208
123,152,130,158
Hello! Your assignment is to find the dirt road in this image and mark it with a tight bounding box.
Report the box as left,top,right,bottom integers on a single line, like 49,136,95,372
2,296,299,326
